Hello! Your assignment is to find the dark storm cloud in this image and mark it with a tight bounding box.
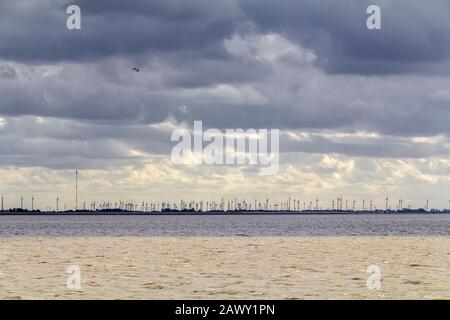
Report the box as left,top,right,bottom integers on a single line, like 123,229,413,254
281,134,450,159
0,0,243,63
0,116,173,168
2,0,450,171
2,0,450,72
241,0,450,74
0,71,171,124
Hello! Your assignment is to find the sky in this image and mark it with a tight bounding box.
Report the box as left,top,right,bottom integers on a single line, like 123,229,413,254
1,0,450,210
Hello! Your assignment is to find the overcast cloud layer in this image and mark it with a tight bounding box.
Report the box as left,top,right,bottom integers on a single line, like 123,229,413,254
1,0,450,209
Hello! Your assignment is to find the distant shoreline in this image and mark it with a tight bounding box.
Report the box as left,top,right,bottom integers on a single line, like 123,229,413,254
1,210,450,216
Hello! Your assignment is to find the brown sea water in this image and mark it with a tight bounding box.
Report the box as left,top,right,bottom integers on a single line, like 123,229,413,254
1,236,450,299
1,214,450,299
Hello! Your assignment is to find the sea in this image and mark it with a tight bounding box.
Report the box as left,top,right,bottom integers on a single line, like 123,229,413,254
1,213,450,236
1,214,449,299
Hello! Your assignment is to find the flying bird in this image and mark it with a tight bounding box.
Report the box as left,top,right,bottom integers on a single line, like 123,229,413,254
132,67,140,72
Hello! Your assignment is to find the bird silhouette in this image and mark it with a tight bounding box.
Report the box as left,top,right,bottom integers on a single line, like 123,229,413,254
132,67,140,72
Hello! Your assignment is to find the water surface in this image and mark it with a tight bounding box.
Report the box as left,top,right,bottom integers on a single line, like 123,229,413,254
1,237,449,299
1,214,449,236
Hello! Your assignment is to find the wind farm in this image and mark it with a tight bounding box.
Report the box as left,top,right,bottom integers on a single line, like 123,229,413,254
0,196,447,215
1,171,447,215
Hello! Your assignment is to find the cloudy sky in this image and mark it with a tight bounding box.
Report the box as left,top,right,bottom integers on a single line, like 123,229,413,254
1,0,450,210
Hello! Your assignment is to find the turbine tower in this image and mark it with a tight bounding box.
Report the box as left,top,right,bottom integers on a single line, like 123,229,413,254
75,170,78,211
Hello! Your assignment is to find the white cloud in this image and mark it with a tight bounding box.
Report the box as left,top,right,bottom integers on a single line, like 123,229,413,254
428,89,450,102
178,83,267,106
224,33,316,64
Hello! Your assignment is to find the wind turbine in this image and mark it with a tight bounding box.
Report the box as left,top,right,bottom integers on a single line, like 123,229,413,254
75,170,79,211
